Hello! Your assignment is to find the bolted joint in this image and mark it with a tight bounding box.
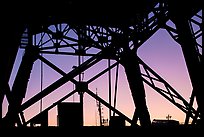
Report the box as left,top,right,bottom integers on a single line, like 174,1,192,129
76,82,88,94
102,46,117,59
75,49,86,56
52,31,63,40
120,50,137,66
24,46,39,62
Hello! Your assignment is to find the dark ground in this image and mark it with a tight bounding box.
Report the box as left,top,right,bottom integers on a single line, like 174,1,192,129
0,125,202,136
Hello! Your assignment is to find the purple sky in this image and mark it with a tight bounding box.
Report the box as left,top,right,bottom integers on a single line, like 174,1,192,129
3,13,201,126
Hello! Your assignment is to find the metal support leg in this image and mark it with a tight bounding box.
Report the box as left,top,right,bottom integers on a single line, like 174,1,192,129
76,82,88,126
121,51,151,127
0,34,21,126
174,19,204,125
79,92,84,126
3,46,38,127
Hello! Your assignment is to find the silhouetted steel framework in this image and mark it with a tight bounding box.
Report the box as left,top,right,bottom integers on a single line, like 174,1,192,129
0,0,203,127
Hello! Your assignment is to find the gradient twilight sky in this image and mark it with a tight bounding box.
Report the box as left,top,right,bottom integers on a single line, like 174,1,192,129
2,22,197,126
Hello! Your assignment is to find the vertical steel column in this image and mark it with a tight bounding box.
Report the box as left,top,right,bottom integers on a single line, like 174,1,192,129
76,82,88,127
121,50,151,127
108,59,112,121
168,0,203,125
79,92,84,126
3,43,38,127
174,18,204,125
0,20,24,126
202,9,203,62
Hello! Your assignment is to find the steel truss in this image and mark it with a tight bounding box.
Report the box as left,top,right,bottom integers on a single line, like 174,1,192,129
1,0,203,127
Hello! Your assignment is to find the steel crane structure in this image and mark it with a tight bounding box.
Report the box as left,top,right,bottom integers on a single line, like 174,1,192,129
0,0,203,128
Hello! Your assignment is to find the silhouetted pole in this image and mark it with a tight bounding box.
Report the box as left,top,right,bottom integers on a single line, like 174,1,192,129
202,9,203,93
79,91,84,126
96,91,103,126
108,59,112,121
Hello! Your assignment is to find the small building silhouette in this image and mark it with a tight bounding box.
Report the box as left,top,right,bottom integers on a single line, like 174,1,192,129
152,119,179,127
109,116,125,127
57,102,83,127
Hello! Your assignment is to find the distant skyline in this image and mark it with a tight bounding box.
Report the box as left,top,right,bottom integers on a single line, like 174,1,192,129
2,26,196,126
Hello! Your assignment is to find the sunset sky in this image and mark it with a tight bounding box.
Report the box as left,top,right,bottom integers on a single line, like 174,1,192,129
2,13,201,126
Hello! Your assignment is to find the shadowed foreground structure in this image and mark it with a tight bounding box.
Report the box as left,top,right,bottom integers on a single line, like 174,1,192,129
0,0,203,132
